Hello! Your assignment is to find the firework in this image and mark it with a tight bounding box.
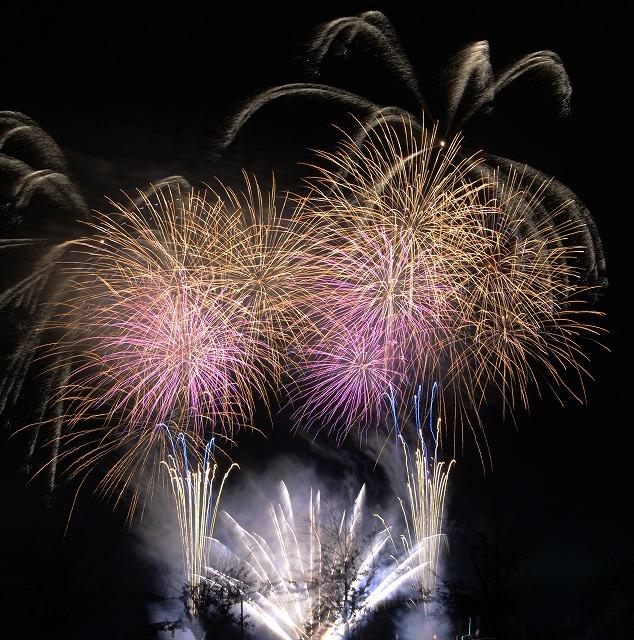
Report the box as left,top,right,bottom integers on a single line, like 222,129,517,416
289,119,483,439
215,10,606,444
161,427,237,590
0,111,93,492
212,482,322,639
5,174,306,509
201,175,312,376
220,11,605,290
54,176,305,443
205,480,437,639
1,110,205,495
2,10,607,486
384,384,454,612
290,115,602,446
447,172,603,421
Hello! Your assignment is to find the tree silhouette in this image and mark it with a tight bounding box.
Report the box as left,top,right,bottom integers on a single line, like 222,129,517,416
305,498,381,638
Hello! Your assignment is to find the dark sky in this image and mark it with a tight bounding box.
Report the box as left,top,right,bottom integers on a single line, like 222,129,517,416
1,2,632,639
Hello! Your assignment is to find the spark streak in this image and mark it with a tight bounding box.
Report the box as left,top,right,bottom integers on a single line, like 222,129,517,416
161,427,238,589
206,476,449,639
54,176,305,445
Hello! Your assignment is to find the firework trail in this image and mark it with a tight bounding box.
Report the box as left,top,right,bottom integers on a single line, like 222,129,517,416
160,426,237,590
383,383,454,613
1,112,91,492
220,10,605,290
1,111,199,496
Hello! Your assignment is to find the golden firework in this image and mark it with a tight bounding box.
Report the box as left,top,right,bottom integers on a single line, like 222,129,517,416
293,114,602,446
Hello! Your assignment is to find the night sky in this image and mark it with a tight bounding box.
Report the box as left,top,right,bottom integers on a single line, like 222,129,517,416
1,2,632,639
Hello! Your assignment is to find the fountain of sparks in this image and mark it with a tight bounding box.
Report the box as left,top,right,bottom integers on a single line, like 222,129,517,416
204,469,446,639
160,426,237,590
385,382,455,614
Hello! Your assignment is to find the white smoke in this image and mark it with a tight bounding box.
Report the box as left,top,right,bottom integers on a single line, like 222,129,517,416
133,481,193,637
394,604,453,640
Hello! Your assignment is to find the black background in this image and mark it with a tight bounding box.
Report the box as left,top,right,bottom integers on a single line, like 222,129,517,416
1,2,632,638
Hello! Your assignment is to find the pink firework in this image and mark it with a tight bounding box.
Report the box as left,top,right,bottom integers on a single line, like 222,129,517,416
58,185,272,439
293,323,401,439
292,223,454,437
290,118,484,439
77,278,263,434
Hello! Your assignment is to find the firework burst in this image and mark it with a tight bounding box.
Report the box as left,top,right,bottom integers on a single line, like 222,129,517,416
291,118,482,439
54,176,304,443
447,173,603,419
290,115,602,445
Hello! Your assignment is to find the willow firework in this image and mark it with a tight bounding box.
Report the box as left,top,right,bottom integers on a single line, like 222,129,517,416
222,10,605,292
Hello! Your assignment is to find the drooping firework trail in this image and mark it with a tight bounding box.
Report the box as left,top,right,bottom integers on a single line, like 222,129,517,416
1,111,93,494
223,10,605,290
